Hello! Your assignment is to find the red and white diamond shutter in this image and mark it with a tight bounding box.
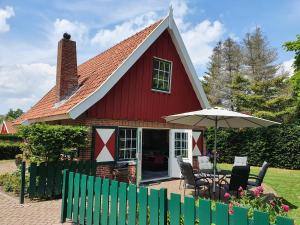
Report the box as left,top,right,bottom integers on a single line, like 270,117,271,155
94,127,117,162
192,130,203,156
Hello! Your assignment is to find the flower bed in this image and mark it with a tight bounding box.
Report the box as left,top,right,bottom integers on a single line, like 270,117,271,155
224,186,290,224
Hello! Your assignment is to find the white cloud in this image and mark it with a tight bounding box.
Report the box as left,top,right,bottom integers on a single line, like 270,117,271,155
181,20,224,68
0,6,15,33
91,12,158,49
52,19,88,44
281,59,294,76
0,63,55,112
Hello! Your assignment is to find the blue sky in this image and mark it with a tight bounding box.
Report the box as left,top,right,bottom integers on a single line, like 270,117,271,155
0,0,299,114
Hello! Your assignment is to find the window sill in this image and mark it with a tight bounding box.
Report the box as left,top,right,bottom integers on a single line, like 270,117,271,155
151,89,171,94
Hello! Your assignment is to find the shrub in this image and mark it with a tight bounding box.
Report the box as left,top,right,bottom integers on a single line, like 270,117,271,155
0,142,22,159
0,168,29,194
0,134,22,142
205,124,300,169
18,124,89,163
224,186,289,224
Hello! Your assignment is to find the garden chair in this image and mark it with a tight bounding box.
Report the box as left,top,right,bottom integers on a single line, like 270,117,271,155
247,161,269,188
180,162,211,197
177,155,184,189
198,156,213,170
219,165,250,198
234,156,248,166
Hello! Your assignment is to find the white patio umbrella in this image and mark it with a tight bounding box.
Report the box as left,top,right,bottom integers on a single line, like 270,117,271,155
164,107,280,193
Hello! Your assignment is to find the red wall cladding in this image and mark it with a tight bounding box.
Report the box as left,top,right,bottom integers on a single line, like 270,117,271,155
87,30,202,122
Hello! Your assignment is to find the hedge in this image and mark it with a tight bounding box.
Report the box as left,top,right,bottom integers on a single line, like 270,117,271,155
18,124,88,163
0,143,22,159
205,124,300,170
0,134,22,142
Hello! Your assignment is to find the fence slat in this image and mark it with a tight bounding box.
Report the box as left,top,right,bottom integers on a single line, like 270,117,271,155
149,189,159,225
66,172,74,219
109,180,119,225
54,162,63,196
252,211,269,225
184,196,195,225
118,182,127,225
128,184,137,225
19,161,26,204
169,193,181,225
159,189,167,225
46,162,55,197
232,206,248,225
60,169,69,223
198,199,211,225
138,186,148,225
276,216,294,225
216,202,229,225
93,177,102,225
73,173,81,223
86,176,95,225
79,174,87,225
38,163,47,198
101,178,110,225
29,163,37,198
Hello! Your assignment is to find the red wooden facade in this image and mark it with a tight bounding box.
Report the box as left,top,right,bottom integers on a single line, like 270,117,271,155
87,30,202,122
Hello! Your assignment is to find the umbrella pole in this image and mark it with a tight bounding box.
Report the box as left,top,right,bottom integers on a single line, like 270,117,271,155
213,117,217,195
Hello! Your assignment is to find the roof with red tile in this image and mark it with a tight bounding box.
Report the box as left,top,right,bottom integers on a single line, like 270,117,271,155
15,20,162,124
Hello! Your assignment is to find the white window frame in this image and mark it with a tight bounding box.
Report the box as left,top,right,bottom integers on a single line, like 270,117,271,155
119,128,137,160
174,132,189,158
152,57,172,93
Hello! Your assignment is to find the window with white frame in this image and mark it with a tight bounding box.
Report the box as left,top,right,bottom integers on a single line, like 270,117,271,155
119,128,137,160
174,132,188,158
152,58,172,92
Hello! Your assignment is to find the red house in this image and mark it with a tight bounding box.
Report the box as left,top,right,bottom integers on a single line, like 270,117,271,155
15,10,210,183
1,120,17,134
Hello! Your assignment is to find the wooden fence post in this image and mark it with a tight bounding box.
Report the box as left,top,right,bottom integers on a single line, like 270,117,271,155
19,161,26,204
60,169,69,223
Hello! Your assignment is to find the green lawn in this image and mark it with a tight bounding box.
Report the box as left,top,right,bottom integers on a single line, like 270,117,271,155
219,163,300,224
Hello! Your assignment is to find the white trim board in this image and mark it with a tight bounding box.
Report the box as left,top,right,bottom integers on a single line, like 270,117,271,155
68,12,210,119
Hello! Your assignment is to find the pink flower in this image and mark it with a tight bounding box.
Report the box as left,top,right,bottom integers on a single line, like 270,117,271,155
269,200,276,207
239,191,245,197
229,209,234,215
281,204,289,212
238,186,243,192
229,203,233,209
224,192,231,199
257,186,264,193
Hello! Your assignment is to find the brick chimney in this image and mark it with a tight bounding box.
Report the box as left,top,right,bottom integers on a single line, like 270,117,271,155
56,33,78,102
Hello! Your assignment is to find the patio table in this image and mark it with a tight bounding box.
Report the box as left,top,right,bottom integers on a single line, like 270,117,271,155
196,169,232,197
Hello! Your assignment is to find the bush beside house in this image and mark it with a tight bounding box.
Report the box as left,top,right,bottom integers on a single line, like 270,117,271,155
0,134,22,160
18,124,89,163
205,124,300,169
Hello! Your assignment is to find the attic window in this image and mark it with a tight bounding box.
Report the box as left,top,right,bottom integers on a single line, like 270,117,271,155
152,58,172,93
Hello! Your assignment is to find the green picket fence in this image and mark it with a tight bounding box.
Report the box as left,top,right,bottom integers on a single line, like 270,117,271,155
25,160,96,200
60,170,294,225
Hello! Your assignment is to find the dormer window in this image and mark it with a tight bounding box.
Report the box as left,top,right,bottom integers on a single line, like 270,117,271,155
152,58,172,93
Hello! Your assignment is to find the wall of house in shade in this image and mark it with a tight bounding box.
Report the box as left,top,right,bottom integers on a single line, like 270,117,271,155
87,30,202,123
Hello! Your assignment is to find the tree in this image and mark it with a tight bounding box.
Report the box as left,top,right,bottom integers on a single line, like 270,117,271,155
5,108,23,120
203,41,224,106
222,38,243,109
243,27,277,81
283,35,300,121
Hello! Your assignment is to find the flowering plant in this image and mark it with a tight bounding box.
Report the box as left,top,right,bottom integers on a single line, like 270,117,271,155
224,186,289,224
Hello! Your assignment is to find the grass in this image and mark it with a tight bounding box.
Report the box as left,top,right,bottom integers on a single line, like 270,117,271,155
219,163,300,224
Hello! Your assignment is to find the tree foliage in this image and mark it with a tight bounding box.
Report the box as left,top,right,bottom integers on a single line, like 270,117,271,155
204,28,295,122
6,108,24,121
18,124,89,163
